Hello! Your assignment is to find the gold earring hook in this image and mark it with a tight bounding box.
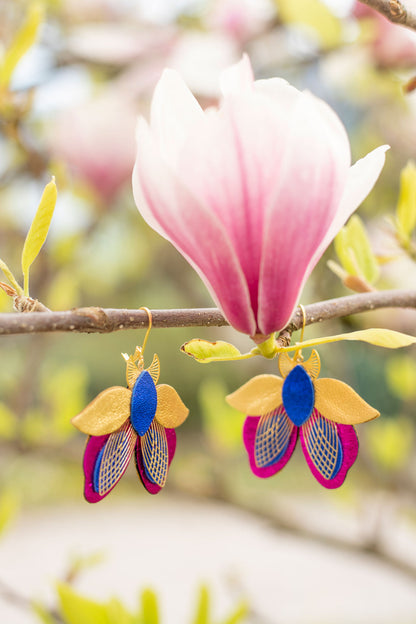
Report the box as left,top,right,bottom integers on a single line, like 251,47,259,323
139,306,152,354
293,304,306,363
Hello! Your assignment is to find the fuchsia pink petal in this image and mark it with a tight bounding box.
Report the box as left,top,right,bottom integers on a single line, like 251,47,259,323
135,428,177,494
243,415,298,478
299,417,359,489
83,434,112,503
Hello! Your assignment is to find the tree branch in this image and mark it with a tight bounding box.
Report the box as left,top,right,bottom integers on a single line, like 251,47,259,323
359,0,416,31
0,289,415,336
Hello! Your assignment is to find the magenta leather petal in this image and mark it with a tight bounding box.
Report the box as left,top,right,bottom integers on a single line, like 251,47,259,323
243,415,298,478
83,434,111,503
135,427,177,494
299,416,358,489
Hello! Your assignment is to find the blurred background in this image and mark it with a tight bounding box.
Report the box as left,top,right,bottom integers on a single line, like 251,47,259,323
0,0,416,622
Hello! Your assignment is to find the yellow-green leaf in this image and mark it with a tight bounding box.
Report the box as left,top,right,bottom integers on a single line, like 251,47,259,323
21,178,57,295
334,215,379,284
56,583,110,624
140,589,159,624
0,259,23,295
396,160,416,239
282,328,416,351
275,0,342,49
181,339,247,363
0,3,45,88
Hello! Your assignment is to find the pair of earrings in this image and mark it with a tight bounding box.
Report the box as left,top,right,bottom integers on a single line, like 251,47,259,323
73,307,379,502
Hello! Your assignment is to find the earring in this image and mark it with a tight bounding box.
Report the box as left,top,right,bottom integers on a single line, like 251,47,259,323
226,306,379,489
72,307,189,502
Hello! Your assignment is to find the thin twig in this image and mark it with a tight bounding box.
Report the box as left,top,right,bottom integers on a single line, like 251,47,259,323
359,0,416,31
0,289,415,336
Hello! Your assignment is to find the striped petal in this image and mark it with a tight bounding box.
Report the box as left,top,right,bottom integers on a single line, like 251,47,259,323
135,427,177,495
300,409,358,489
243,412,298,479
83,421,137,503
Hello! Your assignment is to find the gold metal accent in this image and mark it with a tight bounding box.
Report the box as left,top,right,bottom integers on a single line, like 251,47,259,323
314,377,379,424
278,352,295,378
303,410,339,480
226,375,283,415
95,421,137,496
142,420,169,487
302,349,321,379
146,353,160,385
72,386,131,435
155,384,189,428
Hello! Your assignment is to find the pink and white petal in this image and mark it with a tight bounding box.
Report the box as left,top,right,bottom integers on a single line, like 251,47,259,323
149,68,204,166
134,119,256,335
300,413,358,489
135,428,176,494
178,91,310,323
220,53,254,97
257,92,351,334
304,144,390,280
243,415,298,479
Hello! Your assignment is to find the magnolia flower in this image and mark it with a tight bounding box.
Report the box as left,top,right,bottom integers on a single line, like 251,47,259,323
133,55,388,340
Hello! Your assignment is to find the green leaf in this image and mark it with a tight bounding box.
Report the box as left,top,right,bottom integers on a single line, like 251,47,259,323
56,582,110,624
222,602,249,624
0,2,45,88
334,215,379,284
32,602,56,624
0,259,23,295
275,0,342,49
396,161,416,240
140,589,159,624
106,598,136,624
192,585,209,624
21,178,57,295
385,355,416,401
181,339,250,363
283,328,416,352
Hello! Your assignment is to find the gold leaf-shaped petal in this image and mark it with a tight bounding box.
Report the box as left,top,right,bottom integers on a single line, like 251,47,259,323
226,375,283,415
146,354,160,385
302,349,321,379
155,384,189,428
72,386,131,435
314,378,379,425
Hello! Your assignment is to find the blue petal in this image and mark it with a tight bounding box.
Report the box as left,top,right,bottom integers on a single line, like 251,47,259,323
130,371,157,436
282,365,314,426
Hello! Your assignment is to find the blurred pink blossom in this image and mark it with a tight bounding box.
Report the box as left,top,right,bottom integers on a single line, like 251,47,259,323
50,94,137,202
133,56,388,340
207,0,273,43
354,2,416,67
